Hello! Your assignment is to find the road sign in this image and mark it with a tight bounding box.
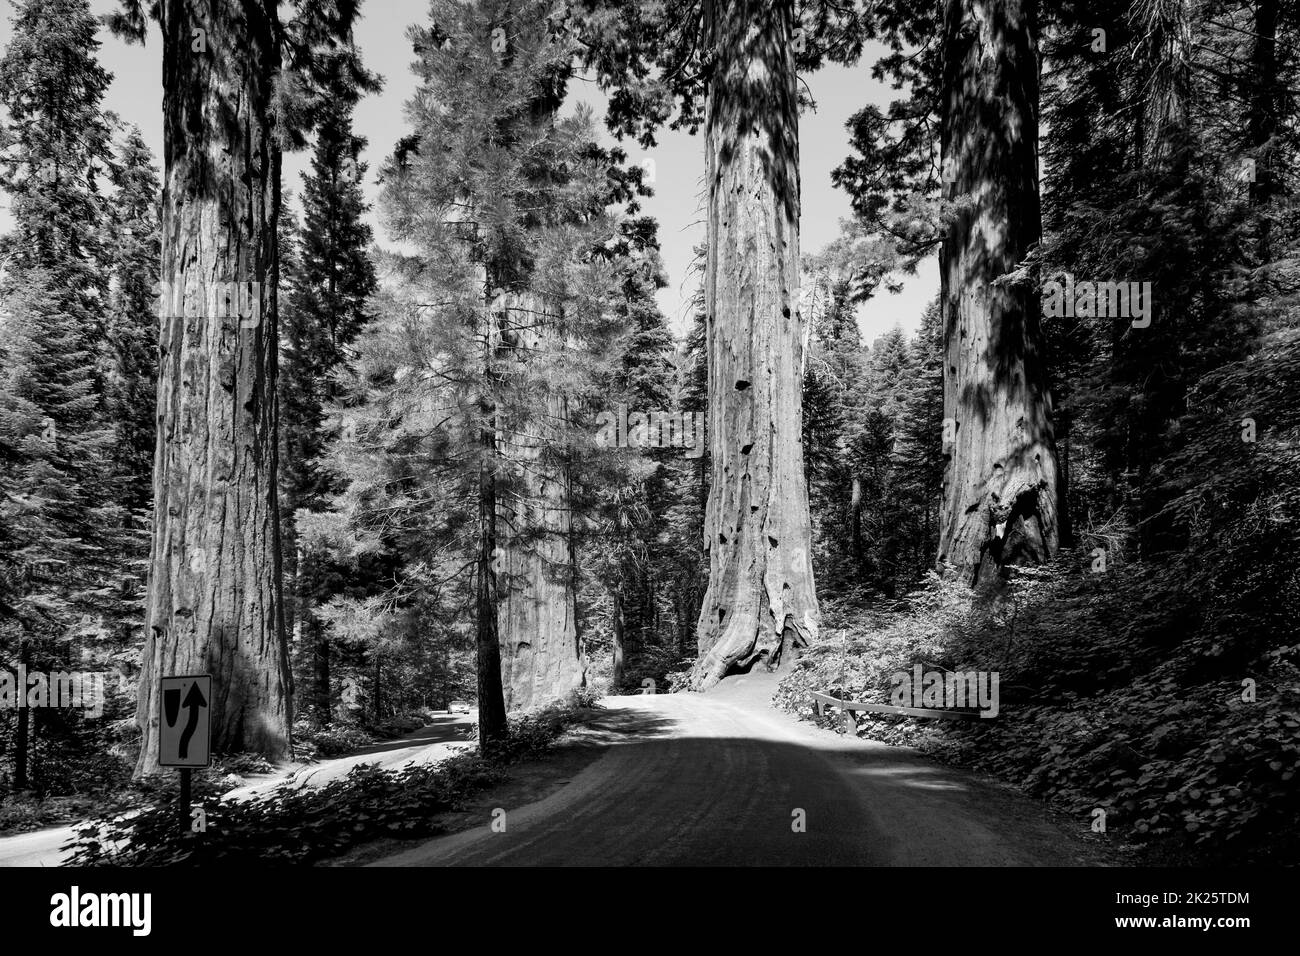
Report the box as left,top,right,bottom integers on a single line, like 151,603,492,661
159,675,212,768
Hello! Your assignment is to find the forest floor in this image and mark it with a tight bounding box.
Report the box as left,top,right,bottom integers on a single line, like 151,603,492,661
0,711,477,867
356,671,1112,866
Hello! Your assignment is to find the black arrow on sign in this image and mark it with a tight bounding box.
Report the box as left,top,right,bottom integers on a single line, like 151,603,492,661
178,682,207,759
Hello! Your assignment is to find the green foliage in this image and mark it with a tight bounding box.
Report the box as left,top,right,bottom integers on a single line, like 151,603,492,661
578,225,707,694
293,723,376,760
0,792,116,833
104,125,161,518
802,283,941,601
576,0,871,147
0,0,151,796
67,753,499,866
278,42,384,728
66,697,593,866
305,0,650,749
793,0,1300,865
481,693,599,762
778,550,1300,863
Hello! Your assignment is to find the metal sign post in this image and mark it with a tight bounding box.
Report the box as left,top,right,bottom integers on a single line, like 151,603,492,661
158,675,212,834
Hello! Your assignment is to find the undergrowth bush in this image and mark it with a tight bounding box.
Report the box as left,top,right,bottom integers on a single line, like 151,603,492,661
776,558,1300,864
294,723,376,760
66,697,596,866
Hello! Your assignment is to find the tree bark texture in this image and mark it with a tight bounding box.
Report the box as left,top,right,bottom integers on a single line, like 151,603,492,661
495,292,584,710
691,0,820,688
135,0,290,775
937,0,1063,587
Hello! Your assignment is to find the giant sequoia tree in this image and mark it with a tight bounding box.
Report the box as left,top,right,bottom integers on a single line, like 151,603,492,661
110,0,369,773
128,0,288,774
936,0,1062,585
690,0,819,684
580,0,867,685
831,0,1065,587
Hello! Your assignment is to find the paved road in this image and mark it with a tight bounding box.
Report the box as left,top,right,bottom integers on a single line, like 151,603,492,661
0,823,78,868
377,675,1097,866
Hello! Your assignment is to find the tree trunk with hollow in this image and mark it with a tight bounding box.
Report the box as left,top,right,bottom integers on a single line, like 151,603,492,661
691,0,819,688
937,0,1062,587
135,1,290,775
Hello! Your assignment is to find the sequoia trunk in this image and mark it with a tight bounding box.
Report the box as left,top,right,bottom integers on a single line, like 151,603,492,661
936,0,1062,586
135,1,290,775
691,0,819,688
496,292,584,710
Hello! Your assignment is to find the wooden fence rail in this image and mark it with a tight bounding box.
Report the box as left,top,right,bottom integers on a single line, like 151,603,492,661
811,691,981,733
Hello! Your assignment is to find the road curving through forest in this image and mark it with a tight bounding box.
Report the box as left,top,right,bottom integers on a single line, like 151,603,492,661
375,673,1103,866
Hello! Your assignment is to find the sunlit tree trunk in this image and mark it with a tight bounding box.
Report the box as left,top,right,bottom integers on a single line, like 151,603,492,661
1133,0,1193,170
692,0,819,688
135,1,290,775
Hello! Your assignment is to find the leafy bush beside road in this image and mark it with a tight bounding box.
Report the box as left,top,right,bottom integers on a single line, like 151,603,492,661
67,696,597,866
777,565,1300,864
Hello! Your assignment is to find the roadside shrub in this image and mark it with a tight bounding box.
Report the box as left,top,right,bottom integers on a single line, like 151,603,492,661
776,556,1300,864
67,694,594,866
294,723,375,760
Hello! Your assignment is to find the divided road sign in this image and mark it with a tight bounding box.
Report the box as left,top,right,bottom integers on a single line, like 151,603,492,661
159,675,212,768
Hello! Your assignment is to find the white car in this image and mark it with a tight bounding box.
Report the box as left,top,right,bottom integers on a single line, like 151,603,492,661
449,700,471,714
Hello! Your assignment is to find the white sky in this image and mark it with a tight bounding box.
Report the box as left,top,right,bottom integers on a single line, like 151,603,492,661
2,0,936,344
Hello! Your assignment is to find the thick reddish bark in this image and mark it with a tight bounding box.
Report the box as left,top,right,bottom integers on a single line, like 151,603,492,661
691,0,819,688
937,0,1062,586
135,1,290,775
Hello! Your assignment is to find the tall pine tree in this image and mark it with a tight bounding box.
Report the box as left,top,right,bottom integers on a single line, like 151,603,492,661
281,51,380,726
0,0,119,790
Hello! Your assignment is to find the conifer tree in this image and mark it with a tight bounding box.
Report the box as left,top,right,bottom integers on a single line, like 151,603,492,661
322,0,638,749
108,0,373,772
0,0,119,789
578,0,870,684
102,127,162,653
281,51,380,725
